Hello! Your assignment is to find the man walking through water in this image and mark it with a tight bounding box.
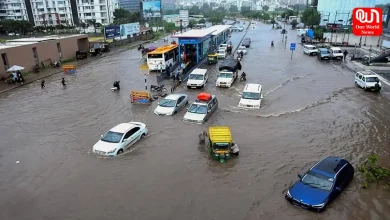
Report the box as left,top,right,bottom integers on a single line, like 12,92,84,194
343,50,348,61
41,80,45,89
61,78,66,87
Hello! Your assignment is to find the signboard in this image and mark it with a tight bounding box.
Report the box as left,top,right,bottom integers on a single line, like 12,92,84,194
290,43,296,51
179,10,189,27
105,23,140,40
142,1,161,18
130,91,151,104
104,25,120,39
120,22,140,37
326,23,342,30
63,64,76,73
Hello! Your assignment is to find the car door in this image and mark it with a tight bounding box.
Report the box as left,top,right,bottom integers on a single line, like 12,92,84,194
176,96,185,110
358,74,363,87
121,130,134,149
127,127,141,147
361,76,366,88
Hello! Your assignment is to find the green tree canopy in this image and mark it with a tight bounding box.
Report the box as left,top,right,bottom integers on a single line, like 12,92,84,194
301,8,321,27
281,9,295,19
230,5,239,13
188,20,197,28
113,8,140,25
262,5,269,11
0,20,33,35
198,18,206,24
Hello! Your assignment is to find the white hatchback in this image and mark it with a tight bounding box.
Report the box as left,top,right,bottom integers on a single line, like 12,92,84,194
238,83,263,109
187,68,208,88
93,122,148,156
303,45,317,56
217,49,227,59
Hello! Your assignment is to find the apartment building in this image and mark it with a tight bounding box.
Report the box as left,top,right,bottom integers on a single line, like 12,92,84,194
0,0,119,26
118,0,139,12
0,0,29,21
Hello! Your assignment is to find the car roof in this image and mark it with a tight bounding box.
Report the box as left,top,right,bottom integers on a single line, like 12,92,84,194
318,48,328,51
164,93,186,100
305,45,316,47
311,156,349,178
244,83,262,92
110,123,136,133
194,95,215,104
357,70,377,76
190,68,207,75
330,47,341,50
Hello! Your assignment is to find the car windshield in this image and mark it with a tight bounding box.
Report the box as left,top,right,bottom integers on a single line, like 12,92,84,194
321,50,328,54
219,73,232,78
302,171,334,191
159,99,176,107
333,50,342,53
213,142,230,150
101,131,123,143
189,74,204,80
242,92,260,100
188,104,207,114
218,50,225,54
366,77,379,82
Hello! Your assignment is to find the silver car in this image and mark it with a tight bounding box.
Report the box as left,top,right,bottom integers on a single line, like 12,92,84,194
183,95,218,124
154,94,188,116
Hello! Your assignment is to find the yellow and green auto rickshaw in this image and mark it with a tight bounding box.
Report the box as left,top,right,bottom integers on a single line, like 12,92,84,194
207,53,218,65
208,126,233,163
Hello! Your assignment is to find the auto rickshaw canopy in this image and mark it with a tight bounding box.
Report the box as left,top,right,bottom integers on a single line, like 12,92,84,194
208,126,232,144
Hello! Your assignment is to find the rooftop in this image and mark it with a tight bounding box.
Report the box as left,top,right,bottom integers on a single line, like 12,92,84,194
208,25,232,36
312,156,348,177
0,34,87,50
173,25,231,38
110,123,135,133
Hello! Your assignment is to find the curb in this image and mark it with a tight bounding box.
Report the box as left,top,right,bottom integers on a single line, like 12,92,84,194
0,40,150,94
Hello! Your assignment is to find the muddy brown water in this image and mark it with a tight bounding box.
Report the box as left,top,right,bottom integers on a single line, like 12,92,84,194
0,23,390,220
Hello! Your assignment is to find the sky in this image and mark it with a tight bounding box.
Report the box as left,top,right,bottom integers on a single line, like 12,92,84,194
376,0,390,4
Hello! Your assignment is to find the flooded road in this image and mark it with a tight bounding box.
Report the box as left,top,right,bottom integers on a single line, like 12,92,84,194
1,22,390,220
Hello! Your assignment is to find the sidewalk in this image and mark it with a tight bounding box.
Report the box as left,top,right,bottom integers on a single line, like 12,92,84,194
0,39,150,94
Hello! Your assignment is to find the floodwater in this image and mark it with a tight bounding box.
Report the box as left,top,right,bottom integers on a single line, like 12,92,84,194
1,22,390,220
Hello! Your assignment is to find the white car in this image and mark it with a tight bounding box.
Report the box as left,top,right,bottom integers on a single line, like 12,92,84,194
183,93,218,124
303,45,318,56
238,83,263,109
355,70,382,92
329,47,344,60
216,70,238,88
154,94,189,115
187,68,208,88
236,46,247,55
93,122,148,156
219,44,228,51
217,49,227,59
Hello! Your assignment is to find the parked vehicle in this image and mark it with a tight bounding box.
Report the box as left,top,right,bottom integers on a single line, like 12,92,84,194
76,51,88,60
219,44,228,51
303,45,318,56
216,58,242,88
238,83,263,109
236,46,247,55
242,39,251,48
217,49,227,59
150,84,167,92
154,94,188,116
89,44,102,56
101,43,110,52
231,26,244,32
187,68,208,89
355,70,382,92
183,92,218,124
317,48,330,60
207,126,234,163
207,53,218,65
329,47,344,60
92,122,148,156
285,156,354,212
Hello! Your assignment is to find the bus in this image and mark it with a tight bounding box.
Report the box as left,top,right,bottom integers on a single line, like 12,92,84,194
147,44,179,71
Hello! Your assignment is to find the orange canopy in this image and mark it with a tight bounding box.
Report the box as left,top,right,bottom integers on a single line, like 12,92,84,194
197,92,211,101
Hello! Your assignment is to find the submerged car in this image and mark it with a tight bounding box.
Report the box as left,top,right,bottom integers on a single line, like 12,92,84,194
154,93,188,115
285,156,354,212
93,122,148,156
183,92,218,124
355,70,382,92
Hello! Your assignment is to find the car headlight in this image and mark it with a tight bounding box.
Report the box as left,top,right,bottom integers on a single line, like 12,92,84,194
312,203,326,208
107,148,116,154
286,190,292,198
215,154,219,157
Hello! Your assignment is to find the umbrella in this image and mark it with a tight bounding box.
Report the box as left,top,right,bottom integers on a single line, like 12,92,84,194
7,65,25,72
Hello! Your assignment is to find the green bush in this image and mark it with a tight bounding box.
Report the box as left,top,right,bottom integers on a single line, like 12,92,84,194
359,153,390,188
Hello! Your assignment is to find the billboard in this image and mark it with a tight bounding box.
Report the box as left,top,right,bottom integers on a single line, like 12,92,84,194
105,25,120,39
142,1,161,18
105,22,140,39
179,10,189,27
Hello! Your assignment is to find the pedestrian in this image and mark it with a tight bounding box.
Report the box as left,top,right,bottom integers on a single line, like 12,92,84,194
41,80,45,89
198,131,208,144
343,50,349,61
17,71,24,85
61,78,66,87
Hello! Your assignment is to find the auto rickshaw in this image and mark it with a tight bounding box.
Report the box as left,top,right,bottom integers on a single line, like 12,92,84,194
208,126,233,163
207,53,218,65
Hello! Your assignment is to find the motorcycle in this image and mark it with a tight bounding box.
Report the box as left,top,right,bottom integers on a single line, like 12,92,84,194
150,84,167,92
111,81,120,91
240,73,247,82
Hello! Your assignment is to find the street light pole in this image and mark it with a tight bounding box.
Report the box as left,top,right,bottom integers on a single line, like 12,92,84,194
285,36,288,49
180,19,183,33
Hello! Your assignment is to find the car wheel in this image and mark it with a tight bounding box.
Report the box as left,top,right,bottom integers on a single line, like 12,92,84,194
186,100,188,105
141,133,146,139
173,111,177,115
117,149,123,155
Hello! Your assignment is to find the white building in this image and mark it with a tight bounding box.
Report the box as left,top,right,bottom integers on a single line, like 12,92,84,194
0,0,119,26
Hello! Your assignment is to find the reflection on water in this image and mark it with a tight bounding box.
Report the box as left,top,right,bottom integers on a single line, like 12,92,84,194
0,22,390,220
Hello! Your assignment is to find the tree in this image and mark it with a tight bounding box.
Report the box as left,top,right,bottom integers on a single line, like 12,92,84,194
281,9,294,19
87,19,100,34
241,6,251,17
188,20,197,28
262,13,270,21
230,5,239,13
163,21,177,33
113,8,140,25
189,6,200,15
262,5,269,12
270,19,276,28
314,28,324,40
198,18,206,24
301,8,321,28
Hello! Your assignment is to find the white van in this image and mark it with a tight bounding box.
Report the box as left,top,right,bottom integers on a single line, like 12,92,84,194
187,68,208,89
329,47,344,60
238,83,263,109
303,45,318,56
219,44,228,51
355,70,382,92
297,28,308,36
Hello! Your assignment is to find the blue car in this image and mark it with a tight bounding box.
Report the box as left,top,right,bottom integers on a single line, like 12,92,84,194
285,156,354,212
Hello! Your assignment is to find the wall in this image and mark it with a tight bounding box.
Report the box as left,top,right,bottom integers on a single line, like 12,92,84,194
0,35,88,78
323,33,381,47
